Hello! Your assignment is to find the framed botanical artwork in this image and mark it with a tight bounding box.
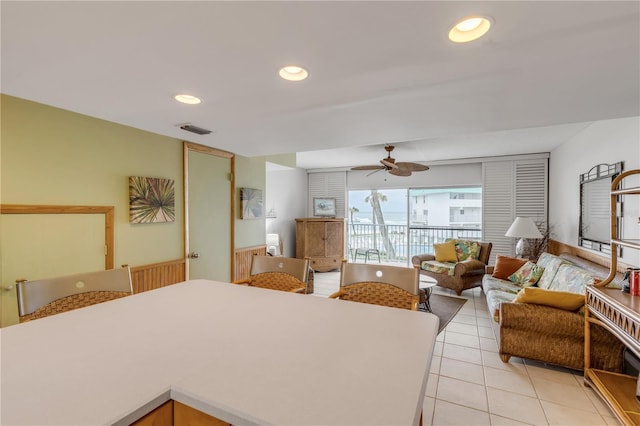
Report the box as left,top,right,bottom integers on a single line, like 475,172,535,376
313,197,336,217
240,187,263,219
129,176,176,224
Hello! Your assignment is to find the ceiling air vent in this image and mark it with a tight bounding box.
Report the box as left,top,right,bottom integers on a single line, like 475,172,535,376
179,124,212,135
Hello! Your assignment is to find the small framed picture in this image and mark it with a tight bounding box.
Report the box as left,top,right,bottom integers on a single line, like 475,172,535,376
313,197,336,217
240,187,264,219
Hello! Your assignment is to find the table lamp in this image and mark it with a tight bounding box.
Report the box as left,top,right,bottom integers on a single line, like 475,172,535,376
505,217,542,258
266,233,281,256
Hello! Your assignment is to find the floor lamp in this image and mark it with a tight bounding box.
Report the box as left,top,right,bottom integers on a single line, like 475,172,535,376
505,217,542,258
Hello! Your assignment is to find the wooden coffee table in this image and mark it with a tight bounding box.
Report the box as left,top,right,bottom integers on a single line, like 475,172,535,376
419,276,437,312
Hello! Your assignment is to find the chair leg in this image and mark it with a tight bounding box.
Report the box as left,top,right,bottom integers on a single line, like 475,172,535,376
500,354,511,363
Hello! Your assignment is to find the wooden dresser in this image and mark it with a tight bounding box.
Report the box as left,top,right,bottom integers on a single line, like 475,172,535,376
295,218,344,272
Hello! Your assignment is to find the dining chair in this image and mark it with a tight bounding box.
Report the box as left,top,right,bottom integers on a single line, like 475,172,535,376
329,260,420,310
16,266,133,322
236,255,311,293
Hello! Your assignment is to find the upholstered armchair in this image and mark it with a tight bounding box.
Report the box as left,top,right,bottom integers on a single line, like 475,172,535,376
411,240,492,296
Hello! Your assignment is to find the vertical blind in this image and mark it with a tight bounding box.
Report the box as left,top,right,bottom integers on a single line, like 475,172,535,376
483,159,548,263
308,172,347,217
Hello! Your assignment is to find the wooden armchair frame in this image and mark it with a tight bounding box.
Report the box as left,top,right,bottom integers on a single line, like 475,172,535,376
412,241,492,296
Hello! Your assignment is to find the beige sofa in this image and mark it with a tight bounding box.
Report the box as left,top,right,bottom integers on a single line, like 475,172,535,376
483,252,625,372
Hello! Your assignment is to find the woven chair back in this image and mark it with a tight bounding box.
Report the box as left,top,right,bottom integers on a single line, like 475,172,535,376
337,282,419,310
250,256,310,284
340,260,419,295
337,260,420,310
17,267,132,322
250,272,306,292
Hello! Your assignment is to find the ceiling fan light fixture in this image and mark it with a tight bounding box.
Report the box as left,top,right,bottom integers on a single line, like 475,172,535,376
448,16,492,43
279,65,309,81
174,94,202,105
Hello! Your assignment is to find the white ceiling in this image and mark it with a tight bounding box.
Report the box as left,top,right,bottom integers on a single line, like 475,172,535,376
2,1,639,170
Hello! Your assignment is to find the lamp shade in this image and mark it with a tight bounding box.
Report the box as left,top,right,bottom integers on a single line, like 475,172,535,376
505,217,543,239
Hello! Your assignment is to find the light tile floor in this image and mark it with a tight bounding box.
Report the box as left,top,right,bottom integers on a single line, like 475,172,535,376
312,270,619,426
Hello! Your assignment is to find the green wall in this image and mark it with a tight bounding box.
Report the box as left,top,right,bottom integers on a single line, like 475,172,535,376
1,94,186,268
235,155,266,248
0,95,272,325
1,94,270,275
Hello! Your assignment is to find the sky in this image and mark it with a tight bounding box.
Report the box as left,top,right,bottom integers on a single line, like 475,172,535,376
348,189,407,214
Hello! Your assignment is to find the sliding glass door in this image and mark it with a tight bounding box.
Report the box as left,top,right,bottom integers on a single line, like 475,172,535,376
347,187,482,265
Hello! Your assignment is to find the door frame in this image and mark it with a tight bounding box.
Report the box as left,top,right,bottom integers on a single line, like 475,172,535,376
183,142,235,280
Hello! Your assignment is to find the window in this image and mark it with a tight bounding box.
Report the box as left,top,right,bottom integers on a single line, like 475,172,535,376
346,187,482,266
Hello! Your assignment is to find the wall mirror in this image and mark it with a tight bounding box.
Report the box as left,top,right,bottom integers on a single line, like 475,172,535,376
579,162,623,254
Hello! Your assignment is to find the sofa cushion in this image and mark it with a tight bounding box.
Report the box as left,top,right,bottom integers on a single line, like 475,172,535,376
536,253,569,290
549,263,596,294
421,260,455,276
513,287,585,311
536,252,560,269
434,241,457,262
559,253,623,289
508,261,544,287
482,275,521,322
449,239,481,261
492,255,528,280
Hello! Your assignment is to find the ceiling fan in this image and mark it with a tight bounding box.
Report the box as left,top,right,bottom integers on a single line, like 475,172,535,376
350,145,429,177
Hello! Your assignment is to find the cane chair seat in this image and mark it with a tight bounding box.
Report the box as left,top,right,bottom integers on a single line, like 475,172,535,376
16,267,133,323
329,260,420,310
237,256,310,293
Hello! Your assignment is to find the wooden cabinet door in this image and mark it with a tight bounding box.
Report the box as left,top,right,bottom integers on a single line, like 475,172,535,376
131,400,173,425
325,221,344,257
174,401,230,426
306,221,327,257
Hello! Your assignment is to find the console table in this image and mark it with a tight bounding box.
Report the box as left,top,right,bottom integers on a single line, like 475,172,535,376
584,169,640,425
1,279,438,425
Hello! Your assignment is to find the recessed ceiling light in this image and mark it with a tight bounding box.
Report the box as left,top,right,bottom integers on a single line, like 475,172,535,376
278,65,309,82
174,94,201,104
448,16,492,43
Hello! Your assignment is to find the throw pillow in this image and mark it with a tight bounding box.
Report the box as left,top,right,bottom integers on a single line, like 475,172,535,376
450,239,481,261
508,261,545,287
434,241,458,262
513,287,585,311
492,255,528,280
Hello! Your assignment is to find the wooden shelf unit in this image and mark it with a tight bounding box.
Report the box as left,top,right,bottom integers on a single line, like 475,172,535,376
585,169,640,425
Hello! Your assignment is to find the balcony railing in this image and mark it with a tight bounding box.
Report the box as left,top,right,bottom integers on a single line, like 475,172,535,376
347,223,481,264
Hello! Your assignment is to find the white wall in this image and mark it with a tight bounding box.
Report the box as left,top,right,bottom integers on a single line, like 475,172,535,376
550,116,640,266
265,166,308,257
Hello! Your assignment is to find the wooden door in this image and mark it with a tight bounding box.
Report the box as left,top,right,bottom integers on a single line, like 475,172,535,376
306,221,327,257
325,221,344,257
184,143,234,282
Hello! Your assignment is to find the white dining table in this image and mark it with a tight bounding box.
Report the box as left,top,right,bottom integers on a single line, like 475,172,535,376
0,279,438,425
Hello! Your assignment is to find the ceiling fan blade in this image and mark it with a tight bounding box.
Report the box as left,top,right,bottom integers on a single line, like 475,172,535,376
351,165,385,171
389,168,412,177
396,162,429,172
380,159,399,169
